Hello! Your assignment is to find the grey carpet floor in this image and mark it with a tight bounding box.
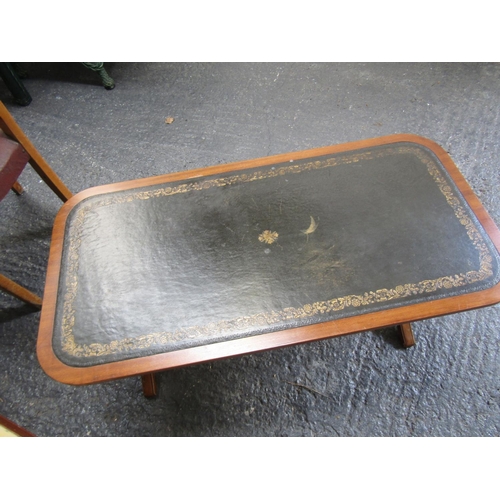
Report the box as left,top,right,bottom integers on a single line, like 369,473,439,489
1,62,499,437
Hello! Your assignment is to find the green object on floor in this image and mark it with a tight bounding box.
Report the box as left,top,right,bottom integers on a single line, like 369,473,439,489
0,63,32,106
81,62,115,89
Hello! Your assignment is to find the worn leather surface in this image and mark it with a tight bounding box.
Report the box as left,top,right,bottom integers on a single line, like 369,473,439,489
52,142,500,367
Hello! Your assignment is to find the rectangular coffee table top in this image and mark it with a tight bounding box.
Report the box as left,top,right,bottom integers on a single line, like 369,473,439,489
37,135,500,385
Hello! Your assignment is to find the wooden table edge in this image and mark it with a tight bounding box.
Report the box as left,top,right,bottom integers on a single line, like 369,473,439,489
37,280,500,386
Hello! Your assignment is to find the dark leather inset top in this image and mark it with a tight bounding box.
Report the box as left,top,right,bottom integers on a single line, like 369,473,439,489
52,142,500,367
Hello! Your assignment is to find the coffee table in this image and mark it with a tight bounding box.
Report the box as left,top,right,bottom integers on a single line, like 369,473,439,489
37,134,500,396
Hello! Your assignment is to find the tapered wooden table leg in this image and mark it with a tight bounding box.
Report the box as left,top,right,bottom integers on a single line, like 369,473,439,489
398,322,415,348
11,181,24,195
141,373,158,397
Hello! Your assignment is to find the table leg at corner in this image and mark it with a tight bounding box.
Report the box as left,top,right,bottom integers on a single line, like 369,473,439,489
141,373,158,397
398,322,416,348
11,181,24,195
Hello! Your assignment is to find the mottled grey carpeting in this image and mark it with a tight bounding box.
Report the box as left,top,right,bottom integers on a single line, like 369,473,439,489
1,62,499,437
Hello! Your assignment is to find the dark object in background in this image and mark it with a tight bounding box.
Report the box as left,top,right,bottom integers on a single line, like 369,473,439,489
0,63,32,106
0,62,115,106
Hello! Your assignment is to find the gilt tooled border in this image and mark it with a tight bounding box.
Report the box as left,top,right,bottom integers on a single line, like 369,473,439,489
59,145,496,358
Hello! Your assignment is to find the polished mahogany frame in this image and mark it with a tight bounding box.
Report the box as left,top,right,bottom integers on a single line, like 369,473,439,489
37,134,500,386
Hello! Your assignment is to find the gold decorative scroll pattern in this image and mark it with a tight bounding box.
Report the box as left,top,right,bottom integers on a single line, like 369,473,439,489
60,146,495,358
